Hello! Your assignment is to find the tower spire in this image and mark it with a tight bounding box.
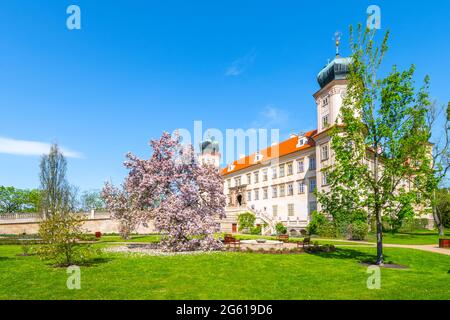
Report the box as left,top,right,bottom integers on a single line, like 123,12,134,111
334,31,342,56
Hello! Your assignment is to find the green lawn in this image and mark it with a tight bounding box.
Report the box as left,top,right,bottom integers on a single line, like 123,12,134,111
367,230,450,245
97,234,161,243
0,244,449,300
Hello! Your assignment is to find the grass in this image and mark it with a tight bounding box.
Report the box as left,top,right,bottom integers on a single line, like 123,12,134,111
367,230,450,245
97,234,160,243
0,244,449,300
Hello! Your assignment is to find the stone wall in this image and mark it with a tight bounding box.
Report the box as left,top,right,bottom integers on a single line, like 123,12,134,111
0,212,155,235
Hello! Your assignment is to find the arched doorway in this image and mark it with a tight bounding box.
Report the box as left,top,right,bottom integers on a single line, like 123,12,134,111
237,194,243,206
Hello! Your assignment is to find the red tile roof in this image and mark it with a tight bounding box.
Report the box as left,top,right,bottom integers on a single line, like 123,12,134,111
221,129,317,176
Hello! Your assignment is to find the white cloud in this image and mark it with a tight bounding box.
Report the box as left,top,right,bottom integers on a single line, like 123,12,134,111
251,105,289,129
225,49,257,76
0,137,84,159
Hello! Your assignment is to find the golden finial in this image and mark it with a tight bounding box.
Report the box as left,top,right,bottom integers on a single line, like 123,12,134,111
334,31,342,56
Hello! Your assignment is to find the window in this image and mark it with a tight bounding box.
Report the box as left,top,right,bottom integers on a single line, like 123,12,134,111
246,174,251,185
288,204,295,217
323,96,329,106
309,157,316,170
322,114,329,129
227,179,231,188
235,177,241,186
321,144,329,161
272,205,278,217
263,187,268,200
287,162,293,175
279,164,285,178
309,178,317,193
298,180,305,194
272,167,277,179
263,168,268,181
254,189,259,201
254,171,259,184
272,186,278,198
247,191,252,201
322,172,328,186
254,153,264,162
280,185,285,197
297,137,307,147
288,183,294,196
297,159,304,173
309,201,317,214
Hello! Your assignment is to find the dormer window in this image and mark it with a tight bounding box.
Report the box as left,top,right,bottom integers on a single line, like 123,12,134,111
227,164,235,172
296,137,308,148
254,153,264,163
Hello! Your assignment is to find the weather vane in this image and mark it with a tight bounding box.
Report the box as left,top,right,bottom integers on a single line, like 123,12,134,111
334,31,342,56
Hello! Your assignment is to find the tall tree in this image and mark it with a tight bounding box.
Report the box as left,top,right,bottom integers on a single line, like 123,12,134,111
102,132,226,251
317,25,432,265
39,144,77,215
425,102,450,236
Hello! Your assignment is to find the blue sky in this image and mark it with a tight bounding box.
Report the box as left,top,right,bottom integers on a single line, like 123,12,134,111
0,0,449,191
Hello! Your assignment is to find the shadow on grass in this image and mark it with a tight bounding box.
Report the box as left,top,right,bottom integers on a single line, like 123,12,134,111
45,257,113,268
309,248,394,265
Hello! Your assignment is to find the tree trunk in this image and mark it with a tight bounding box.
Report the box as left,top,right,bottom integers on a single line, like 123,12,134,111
374,149,383,265
375,207,383,265
432,190,445,237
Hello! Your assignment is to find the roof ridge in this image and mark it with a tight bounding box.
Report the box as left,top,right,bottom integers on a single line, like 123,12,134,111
221,128,317,176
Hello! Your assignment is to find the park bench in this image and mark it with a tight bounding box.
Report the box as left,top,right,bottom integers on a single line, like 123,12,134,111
297,237,311,249
223,234,240,249
277,234,289,243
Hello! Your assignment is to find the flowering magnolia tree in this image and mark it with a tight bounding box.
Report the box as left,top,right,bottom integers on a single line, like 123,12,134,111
101,183,144,240
102,132,226,251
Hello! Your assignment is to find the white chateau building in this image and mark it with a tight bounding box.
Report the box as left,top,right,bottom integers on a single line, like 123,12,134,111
197,53,351,236
199,52,432,236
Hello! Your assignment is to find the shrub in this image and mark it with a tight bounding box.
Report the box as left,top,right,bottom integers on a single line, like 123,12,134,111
250,225,262,235
346,220,369,240
317,222,336,238
20,241,34,256
95,231,102,239
238,212,256,233
275,223,287,235
305,243,336,253
37,212,98,267
307,212,327,235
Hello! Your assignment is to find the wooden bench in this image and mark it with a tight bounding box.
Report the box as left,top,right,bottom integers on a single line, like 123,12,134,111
297,237,311,249
277,234,289,243
223,234,240,249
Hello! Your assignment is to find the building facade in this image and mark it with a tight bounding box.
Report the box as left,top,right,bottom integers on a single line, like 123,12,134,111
214,54,353,235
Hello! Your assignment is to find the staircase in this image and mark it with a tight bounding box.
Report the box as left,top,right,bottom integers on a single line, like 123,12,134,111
247,206,276,236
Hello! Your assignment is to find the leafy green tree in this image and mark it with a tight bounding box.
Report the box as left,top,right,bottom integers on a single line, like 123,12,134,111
317,26,433,265
80,190,106,212
0,186,42,213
